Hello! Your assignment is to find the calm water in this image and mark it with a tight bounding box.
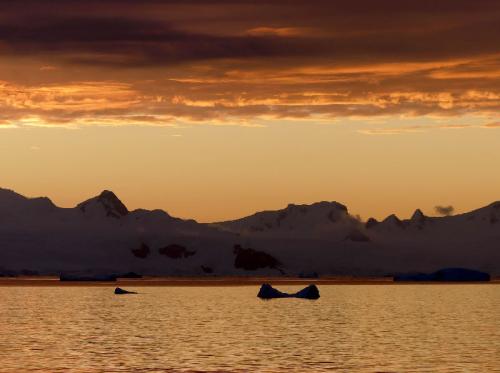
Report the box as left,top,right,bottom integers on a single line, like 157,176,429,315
0,285,499,372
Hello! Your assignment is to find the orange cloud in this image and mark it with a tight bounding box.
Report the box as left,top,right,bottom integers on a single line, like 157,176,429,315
0,81,140,111
357,123,482,135
0,48,499,128
39,65,58,71
246,27,315,37
482,122,500,128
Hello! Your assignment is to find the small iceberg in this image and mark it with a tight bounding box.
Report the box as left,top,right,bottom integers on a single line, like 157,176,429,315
114,287,137,295
60,273,117,282
394,268,490,282
257,283,320,299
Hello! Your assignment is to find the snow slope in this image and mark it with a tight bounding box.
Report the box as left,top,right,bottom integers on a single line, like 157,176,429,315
0,188,499,276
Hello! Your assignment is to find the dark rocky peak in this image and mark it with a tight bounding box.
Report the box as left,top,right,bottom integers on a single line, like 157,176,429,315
382,214,406,228
409,209,427,229
411,209,423,219
410,209,426,222
77,190,128,218
365,217,379,229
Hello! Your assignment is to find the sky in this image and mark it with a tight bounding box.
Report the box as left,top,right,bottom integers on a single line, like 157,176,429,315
1,0,499,222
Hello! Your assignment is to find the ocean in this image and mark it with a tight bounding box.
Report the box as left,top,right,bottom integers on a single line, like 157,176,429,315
0,284,498,372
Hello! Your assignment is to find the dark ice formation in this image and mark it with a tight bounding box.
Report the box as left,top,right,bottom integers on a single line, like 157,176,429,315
118,272,143,279
114,287,137,294
257,283,320,299
394,268,490,282
298,271,319,278
60,273,117,282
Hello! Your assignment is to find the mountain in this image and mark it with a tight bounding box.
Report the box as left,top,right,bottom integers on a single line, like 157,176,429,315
214,201,357,237
77,190,129,218
0,187,499,276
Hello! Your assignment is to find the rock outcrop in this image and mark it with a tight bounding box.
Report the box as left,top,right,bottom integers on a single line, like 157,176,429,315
131,243,150,258
234,245,280,271
158,244,196,259
201,265,213,274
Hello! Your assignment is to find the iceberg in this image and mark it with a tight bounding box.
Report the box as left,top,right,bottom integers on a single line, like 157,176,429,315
114,287,137,295
394,268,490,282
257,283,320,299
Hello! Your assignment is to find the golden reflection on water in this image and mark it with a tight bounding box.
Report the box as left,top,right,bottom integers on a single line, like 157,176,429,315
0,285,499,372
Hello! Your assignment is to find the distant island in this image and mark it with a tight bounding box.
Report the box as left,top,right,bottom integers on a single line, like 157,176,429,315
0,187,499,278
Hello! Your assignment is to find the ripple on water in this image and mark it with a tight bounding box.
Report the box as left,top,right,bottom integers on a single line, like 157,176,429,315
0,285,499,372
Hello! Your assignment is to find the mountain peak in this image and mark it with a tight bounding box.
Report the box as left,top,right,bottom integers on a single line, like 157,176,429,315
383,214,401,223
411,209,426,221
77,190,128,218
365,217,379,229
381,214,405,228
409,209,427,229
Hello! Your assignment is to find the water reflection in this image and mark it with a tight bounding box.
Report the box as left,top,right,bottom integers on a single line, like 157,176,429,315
0,285,498,372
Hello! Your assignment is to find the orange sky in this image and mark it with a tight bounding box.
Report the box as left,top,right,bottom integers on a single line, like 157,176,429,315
0,1,499,222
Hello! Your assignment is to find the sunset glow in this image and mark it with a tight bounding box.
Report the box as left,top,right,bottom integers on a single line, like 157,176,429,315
1,0,499,221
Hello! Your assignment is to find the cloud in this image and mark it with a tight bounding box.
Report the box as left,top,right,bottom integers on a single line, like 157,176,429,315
0,17,322,68
357,123,478,135
0,81,140,111
1,1,500,68
482,122,500,128
434,205,455,216
0,123,18,129
1,75,499,128
246,27,315,37
39,65,57,71
357,127,425,136
0,1,498,127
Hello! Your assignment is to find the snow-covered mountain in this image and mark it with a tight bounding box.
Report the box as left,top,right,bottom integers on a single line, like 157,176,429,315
0,187,499,276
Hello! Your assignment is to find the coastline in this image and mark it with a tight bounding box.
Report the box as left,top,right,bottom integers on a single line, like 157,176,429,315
0,276,498,286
